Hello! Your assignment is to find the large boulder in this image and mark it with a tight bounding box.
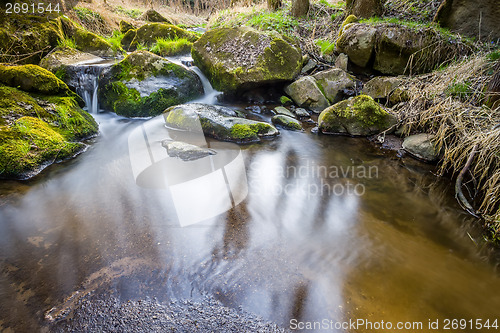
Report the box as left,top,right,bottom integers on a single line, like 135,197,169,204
337,23,469,75
0,64,73,96
164,103,279,143
0,65,98,179
0,12,63,64
318,95,398,136
434,0,500,41
402,133,440,162
98,51,203,117
121,23,198,51
284,68,356,113
192,27,302,94
336,23,376,68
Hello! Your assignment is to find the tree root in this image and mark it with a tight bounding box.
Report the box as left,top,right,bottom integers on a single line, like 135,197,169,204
455,144,479,216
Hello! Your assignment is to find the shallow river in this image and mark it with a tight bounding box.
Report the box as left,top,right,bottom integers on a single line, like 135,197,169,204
1,109,500,332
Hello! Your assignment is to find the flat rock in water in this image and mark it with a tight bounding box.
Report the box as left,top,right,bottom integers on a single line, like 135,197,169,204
402,133,440,162
164,103,279,143
293,107,310,118
273,106,296,118
272,115,302,131
162,141,216,161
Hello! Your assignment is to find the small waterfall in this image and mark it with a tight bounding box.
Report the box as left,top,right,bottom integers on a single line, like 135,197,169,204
71,60,114,113
190,66,222,105
166,56,222,105
75,65,102,114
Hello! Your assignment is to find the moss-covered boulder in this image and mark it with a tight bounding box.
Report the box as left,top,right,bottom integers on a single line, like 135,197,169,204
40,47,103,87
56,16,113,57
0,12,63,64
98,51,203,117
318,95,398,136
140,9,172,24
164,103,279,143
119,20,136,34
0,83,98,179
120,23,198,51
271,115,302,131
0,64,73,96
337,23,469,75
192,27,302,95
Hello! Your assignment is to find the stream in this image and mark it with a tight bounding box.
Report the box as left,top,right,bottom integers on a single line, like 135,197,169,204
1,58,500,332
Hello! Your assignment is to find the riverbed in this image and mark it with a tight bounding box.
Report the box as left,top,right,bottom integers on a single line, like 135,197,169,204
1,106,500,332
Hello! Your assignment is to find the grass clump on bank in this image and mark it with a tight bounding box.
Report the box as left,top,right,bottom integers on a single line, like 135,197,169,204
150,38,193,56
106,30,125,55
393,54,500,240
115,5,143,19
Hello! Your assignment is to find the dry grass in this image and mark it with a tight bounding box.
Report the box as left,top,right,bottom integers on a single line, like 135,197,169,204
394,54,500,236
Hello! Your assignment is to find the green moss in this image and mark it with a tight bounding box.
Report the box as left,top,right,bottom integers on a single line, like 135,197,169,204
73,29,112,54
280,95,292,105
126,23,198,51
319,95,396,135
230,123,258,140
150,38,193,56
57,37,77,49
338,14,358,36
0,116,84,178
0,64,70,95
165,107,200,131
121,29,137,50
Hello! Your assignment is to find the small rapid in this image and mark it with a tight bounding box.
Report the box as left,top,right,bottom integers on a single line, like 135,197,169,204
71,60,114,113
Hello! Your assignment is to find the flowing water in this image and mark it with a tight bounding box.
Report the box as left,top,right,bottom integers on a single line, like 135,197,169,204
1,61,500,332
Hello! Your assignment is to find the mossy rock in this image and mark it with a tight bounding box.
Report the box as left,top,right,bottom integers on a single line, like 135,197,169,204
192,27,302,95
119,20,136,34
56,16,113,57
164,103,279,144
337,22,470,75
140,9,172,24
271,115,302,131
121,23,198,51
318,95,398,136
0,85,98,179
0,12,63,64
0,64,72,96
98,51,203,117
121,29,137,51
